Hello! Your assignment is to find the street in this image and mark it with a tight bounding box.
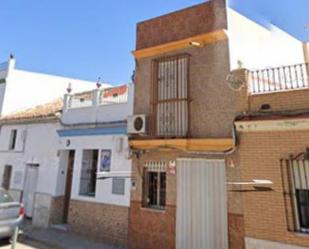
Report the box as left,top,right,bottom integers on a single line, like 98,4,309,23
0,238,54,249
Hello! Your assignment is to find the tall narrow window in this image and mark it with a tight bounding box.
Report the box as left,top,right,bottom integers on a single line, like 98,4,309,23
79,150,98,197
9,129,17,150
142,161,166,210
282,156,309,234
153,54,189,137
290,159,309,232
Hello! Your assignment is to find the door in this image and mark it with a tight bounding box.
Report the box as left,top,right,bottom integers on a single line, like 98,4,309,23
176,159,228,249
2,165,12,190
23,164,39,218
63,150,75,223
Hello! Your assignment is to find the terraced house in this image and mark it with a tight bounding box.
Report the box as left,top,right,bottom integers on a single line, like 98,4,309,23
127,0,308,249
57,84,133,246
232,59,309,248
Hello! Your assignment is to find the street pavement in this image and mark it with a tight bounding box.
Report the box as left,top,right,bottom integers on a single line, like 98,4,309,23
0,238,53,249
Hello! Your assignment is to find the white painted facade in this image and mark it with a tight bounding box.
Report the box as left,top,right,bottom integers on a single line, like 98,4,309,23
62,84,134,125
57,134,131,207
0,121,63,196
0,56,110,116
0,120,65,227
227,7,306,70
57,84,134,207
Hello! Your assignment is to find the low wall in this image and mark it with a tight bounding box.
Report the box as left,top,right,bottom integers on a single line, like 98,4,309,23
68,199,129,247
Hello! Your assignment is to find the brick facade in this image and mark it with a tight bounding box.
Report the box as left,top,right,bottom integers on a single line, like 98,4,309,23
249,88,309,112
228,214,245,249
129,151,178,249
134,40,237,139
130,1,245,248
68,200,129,247
129,201,176,249
129,151,244,249
136,0,227,50
237,130,309,247
49,196,65,225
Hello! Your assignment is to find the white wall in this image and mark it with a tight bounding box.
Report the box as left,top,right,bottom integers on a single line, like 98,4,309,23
0,122,62,196
61,84,134,125
57,134,131,207
227,8,306,70
0,84,6,114
0,58,110,116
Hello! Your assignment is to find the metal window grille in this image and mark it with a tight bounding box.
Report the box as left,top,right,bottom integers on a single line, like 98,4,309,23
151,54,190,137
281,150,309,234
142,161,167,210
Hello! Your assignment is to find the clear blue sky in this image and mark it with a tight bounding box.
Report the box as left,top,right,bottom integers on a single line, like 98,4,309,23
1,0,308,85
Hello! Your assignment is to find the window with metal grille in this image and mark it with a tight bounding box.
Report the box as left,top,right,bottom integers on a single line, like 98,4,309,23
79,150,98,197
152,54,189,137
142,161,166,210
281,151,309,234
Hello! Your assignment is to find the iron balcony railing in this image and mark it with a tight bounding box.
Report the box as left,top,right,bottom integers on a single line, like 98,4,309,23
249,63,309,94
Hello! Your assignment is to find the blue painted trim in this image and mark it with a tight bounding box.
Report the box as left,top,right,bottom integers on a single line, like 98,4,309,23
57,126,126,137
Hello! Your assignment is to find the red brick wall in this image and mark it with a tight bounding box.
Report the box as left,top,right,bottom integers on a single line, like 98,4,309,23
68,200,129,247
129,201,176,249
232,69,309,113
136,0,227,50
228,214,245,249
129,151,245,249
238,130,309,247
249,88,309,112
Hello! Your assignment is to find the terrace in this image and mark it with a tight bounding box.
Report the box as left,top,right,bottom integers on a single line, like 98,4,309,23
61,84,134,125
248,63,309,94
234,63,309,113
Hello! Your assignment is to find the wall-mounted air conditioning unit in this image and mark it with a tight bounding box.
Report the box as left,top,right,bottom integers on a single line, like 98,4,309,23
127,115,147,134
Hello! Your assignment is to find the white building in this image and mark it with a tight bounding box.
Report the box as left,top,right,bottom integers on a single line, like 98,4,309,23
57,84,133,247
0,55,109,116
0,99,65,227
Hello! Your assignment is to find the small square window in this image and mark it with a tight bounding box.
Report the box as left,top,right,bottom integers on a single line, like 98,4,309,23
142,161,166,210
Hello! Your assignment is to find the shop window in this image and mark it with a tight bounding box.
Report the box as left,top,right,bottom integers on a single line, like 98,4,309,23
142,161,166,210
79,150,98,197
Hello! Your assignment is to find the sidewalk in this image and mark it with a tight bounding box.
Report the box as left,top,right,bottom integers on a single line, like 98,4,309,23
19,225,125,249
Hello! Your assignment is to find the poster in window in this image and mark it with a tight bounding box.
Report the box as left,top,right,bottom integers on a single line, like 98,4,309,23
100,150,111,172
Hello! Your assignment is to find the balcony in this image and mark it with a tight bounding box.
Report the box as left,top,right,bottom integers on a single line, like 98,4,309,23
233,63,309,113
248,63,309,94
61,84,134,125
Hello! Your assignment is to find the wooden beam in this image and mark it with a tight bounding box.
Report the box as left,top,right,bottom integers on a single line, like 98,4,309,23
129,138,233,152
132,30,228,59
